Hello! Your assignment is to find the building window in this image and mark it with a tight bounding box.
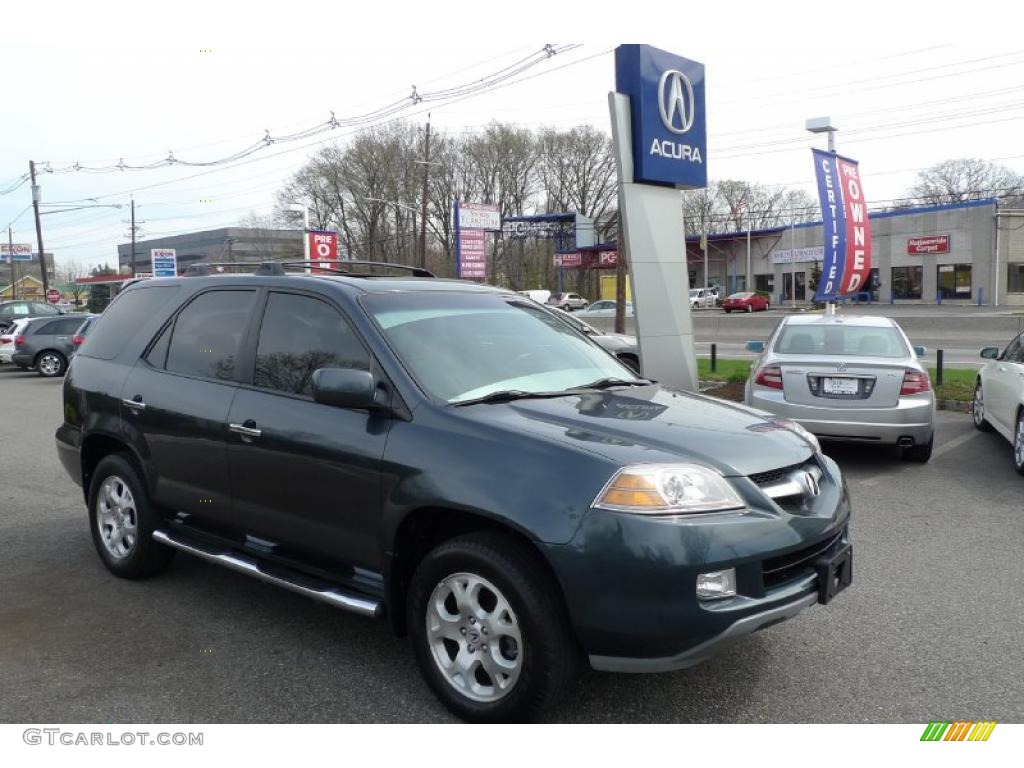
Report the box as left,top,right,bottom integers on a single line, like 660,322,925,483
892,266,923,299
1007,264,1024,293
795,272,807,301
755,274,773,293
937,264,972,299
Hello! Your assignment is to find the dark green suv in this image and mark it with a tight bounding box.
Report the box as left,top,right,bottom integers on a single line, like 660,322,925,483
56,263,852,722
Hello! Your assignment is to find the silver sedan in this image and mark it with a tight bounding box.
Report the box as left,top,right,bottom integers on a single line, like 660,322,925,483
744,314,935,461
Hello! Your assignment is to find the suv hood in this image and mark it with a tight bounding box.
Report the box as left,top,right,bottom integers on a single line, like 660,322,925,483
458,385,814,477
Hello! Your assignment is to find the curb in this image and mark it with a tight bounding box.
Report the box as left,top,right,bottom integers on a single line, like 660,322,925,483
937,400,972,413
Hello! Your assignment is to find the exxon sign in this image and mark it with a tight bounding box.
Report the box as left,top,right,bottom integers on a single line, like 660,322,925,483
615,44,707,189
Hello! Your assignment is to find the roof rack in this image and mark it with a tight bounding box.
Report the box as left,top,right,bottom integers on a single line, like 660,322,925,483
182,260,435,278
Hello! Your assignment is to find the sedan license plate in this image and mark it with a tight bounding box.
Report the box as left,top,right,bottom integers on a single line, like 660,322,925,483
822,377,859,395
815,543,852,604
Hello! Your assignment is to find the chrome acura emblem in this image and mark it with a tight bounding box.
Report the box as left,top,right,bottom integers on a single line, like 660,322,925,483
658,70,695,134
802,471,821,497
835,362,848,373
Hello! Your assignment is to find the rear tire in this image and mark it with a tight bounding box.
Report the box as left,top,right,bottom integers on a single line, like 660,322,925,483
35,350,67,377
973,382,993,432
407,532,580,722
88,453,175,579
902,435,934,463
562,304,571,312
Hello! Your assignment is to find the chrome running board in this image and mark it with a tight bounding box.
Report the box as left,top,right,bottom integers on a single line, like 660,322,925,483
152,529,381,618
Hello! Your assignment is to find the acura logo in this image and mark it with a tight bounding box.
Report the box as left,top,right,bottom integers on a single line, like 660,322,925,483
658,70,695,135
836,362,848,373
802,471,821,497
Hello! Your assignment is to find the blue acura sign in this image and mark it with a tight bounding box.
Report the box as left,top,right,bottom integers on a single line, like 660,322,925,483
615,44,707,189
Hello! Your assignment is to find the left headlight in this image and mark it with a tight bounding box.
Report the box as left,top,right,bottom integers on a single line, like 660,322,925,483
593,464,745,514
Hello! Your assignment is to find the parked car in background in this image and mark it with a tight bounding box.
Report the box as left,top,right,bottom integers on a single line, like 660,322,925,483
722,292,770,313
576,300,634,318
688,287,716,308
745,314,934,461
71,315,100,356
0,318,32,366
0,300,64,333
973,332,1024,474
11,313,92,377
551,307,639,372
546,292,589,311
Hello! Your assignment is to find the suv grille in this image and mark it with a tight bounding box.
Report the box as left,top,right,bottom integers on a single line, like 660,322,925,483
749,462,805,487
762,531,843,590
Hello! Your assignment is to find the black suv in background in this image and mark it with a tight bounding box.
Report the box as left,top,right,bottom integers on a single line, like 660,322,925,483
56,264,852,722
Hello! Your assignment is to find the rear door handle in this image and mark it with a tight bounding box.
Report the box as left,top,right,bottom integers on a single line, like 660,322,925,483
229,422,262,439
122,397,146,412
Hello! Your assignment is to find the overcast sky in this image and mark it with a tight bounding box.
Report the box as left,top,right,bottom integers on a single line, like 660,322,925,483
3,1,1023,271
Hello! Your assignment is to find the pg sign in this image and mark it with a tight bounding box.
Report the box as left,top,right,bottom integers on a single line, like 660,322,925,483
614,44,707,189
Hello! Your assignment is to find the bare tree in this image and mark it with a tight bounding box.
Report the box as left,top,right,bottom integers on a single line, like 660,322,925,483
904,158,1024,206
237,211,280,259
57,259,89,307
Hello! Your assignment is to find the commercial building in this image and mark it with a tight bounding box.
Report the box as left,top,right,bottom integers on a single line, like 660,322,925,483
117,227,303,274
685,199,1024,306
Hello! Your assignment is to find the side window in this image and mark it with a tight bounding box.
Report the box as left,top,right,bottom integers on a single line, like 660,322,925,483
145,323,172,369
35,320,64,335
253,292,370,397
10,304,30,317
57,318,84,334
1004,335,1024,363
81,285,180,360
165,290,256,381
32,303,59,315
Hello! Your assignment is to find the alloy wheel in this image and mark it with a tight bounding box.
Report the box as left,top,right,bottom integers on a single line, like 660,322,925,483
96,475,138,559
426,571,523,703
973,385,985,427
1015,414,1024,470
38,353,62,376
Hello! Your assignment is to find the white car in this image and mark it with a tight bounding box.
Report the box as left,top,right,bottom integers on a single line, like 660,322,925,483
576,300,634,318
688,287,718,308
0,318,31,365
973,332,1024,473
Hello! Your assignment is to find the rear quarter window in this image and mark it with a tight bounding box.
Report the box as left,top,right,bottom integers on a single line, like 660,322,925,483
79,285,181,360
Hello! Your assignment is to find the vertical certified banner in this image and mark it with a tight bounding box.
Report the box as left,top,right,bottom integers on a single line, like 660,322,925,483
307,230,339,273
812,149,872,301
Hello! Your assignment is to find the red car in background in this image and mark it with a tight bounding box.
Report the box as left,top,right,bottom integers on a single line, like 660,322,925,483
722,292,770,313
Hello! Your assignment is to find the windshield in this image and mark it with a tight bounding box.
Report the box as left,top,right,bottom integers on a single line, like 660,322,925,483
688,289,700,298
728,292,752,299
774,324,909,358
364,292,638,403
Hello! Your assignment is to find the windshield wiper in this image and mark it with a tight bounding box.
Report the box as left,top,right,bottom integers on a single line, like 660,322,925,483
452,390,572,407
572,377,653,391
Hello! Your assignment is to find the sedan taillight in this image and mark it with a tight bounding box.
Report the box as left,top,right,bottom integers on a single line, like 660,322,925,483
754,364,784,390
72,334,86,346
900,369,931,395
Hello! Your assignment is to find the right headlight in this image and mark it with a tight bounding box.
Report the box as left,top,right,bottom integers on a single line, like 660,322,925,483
593,464,745,514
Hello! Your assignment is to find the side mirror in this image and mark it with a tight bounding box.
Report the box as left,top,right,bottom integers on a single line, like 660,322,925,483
311,368,385,410
746,340,765,353
980,347,1001,360
913,345,927,357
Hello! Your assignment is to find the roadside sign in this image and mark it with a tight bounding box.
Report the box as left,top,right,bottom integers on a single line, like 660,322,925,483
46,288,61,304
151,248,177,278
2,243,34,262
457,203,501,231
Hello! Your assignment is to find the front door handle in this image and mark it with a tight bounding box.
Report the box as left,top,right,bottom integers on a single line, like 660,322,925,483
122,397,146,412
229,422,262,440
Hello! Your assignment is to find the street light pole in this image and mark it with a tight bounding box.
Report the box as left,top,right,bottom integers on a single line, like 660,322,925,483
8,227,17,300
29,160,50,293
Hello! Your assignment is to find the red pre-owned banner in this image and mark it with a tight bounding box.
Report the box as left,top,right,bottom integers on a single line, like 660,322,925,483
835,158,872,294
308,230,339,273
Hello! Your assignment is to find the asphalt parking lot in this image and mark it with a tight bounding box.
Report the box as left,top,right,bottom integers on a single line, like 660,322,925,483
1,364,1022,723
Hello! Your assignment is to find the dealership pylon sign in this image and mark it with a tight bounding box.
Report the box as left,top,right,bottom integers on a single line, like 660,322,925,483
812,149,872,302
609,44,707,392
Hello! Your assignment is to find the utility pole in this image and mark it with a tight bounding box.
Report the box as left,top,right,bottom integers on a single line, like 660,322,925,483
29,160,49,293
7,227,17,300
130,196,137,277
418,115,432,269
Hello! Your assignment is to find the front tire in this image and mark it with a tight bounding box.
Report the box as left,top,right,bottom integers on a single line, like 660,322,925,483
746,304,753,313
562,304,571,312
88,453,175,579
973,382,993,432
1014,411,1024,476
407,532,579,722
35,350,67,377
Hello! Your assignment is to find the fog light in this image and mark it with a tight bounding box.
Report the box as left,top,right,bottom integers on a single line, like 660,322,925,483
697,568,737,600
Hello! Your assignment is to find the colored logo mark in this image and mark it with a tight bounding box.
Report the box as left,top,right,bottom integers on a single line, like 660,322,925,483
921,721,996,742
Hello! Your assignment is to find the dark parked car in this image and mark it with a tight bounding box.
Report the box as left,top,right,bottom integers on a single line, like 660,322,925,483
12,313,91,377
56,267,852,722
0,299,63,333
550,306,639,373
